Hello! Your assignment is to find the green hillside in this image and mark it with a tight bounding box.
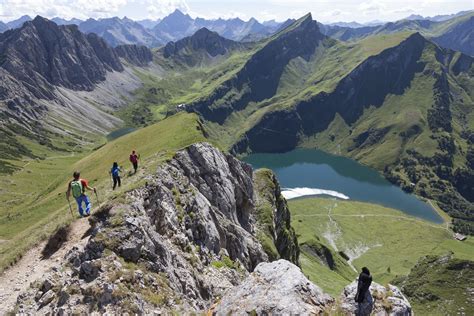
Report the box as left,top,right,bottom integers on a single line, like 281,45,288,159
0,112,207,272
178,17,473,234
288,197,474,306
393,254,474,315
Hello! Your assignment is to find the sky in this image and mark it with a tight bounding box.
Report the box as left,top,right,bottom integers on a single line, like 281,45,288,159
0,0,472,23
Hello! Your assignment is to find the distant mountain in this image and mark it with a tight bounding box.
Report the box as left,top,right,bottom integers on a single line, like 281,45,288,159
51,17,83,25
136,18,161,29
79,17,163,48
115,44,153,66
262,20,280,28
162,28,246,66
5,15,32,29
327,21,365,28
0,22,7,33
320,11,474,56
152,9,281,43
153,9,194,42
405,10,473,22
318,23,378,41
405,14,425,21
433,15,474,56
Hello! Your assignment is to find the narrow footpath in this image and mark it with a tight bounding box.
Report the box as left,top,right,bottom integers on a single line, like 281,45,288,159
0,218,91,315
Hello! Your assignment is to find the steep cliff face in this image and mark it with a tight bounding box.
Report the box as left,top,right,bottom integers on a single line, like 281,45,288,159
254,169,299,263
0,16,123,99
115,44,154,66
13,143,302,313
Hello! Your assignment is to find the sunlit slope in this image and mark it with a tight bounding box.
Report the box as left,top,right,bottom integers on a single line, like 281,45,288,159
288,197,474,298
0,113,206,271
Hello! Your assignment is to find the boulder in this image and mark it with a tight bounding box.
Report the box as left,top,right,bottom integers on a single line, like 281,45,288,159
214,259,334,315
340,281,412,316
79,260,101,282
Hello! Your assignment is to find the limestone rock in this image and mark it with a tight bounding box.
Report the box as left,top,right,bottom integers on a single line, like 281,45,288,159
215,259,334,315
340,281,412,316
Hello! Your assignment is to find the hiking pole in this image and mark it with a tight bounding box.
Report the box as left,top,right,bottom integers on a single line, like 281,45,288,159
94,189,100,205
66,196,74,218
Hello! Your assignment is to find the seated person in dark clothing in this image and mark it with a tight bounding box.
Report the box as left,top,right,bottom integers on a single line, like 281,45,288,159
355,267,373,316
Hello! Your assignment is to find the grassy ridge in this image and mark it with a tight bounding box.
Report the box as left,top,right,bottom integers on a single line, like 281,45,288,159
0,113,206,272
288,197,473,299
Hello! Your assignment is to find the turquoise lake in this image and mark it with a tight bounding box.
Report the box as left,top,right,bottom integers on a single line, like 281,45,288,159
244,149,443,223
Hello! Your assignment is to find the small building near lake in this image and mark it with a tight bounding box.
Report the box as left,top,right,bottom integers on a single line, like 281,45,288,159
453,233,467,241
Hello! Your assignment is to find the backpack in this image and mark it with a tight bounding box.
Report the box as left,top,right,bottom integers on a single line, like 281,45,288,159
71,180,83,198
112,167,120,177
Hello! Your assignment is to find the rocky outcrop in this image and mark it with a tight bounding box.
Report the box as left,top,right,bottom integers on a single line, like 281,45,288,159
340,281,412,316
253,169,299,263
214,260,334,315
13,143,304,314
115,44,154,66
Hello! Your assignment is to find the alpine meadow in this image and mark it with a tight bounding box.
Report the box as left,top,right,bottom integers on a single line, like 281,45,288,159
0,2,473,315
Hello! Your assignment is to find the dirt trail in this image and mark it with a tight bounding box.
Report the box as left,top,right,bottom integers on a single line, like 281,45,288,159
0,218,91,315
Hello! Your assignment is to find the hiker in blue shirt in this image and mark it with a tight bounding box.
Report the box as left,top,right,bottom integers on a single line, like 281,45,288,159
110,162,122,190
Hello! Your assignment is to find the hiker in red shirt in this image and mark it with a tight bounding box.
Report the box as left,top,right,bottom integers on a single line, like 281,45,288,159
129,150,140,174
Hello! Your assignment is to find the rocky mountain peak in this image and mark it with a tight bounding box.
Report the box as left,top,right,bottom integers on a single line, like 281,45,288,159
190,13,326,123
0,16,123,98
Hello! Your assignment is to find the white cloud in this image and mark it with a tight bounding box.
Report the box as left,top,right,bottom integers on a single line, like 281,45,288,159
0,0,128,20
0,0,471,23
143,0,189,19
0,0,189,21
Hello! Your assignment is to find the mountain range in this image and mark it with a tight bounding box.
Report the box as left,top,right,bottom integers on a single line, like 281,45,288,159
319,11,474,56
1,12,473,234
2,10,471,56
0,9,473,314
0,10,283,47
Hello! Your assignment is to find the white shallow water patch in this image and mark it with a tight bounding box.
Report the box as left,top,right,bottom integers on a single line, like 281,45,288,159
282,187,350,200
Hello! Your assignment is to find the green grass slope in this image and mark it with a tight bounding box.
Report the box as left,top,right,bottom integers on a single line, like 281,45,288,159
214,28,473,234
393,254,474,315
0,112,206,272
288,197,474,301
